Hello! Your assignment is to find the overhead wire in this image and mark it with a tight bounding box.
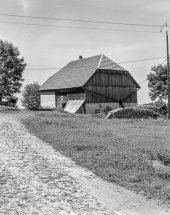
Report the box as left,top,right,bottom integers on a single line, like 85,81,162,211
0,21,162,34
25,56,167,87
25,56,167,71
138,57,167,85
139,79,148,85
118,56,166,64
0,13,168,86
0,13,163,28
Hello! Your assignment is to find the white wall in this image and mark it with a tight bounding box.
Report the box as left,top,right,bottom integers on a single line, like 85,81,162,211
85,103,137,114
40,91,56,108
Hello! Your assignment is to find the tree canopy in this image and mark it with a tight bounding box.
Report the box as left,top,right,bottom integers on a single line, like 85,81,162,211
147,64,168,101
0,39,26,99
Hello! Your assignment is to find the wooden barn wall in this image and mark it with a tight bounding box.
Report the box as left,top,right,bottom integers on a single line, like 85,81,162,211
67,93,85,100
85,69,138,103
55,88,85,107
86,69,137,87
56,93,85,107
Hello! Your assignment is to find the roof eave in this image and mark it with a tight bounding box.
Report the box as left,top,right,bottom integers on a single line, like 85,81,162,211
39,86,84,92
125,71,141,89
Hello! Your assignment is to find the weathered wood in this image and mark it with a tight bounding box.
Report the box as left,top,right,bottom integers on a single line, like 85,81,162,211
85,87,137,103
55,87,84,95
56,93,85,107
54,68,138,107
85,69,138,104
86,69,138,87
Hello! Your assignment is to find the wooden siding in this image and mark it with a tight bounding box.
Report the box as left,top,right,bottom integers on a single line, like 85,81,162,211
86,69,138,87
85,69,138,104
56,93,85,107
55,88,85,107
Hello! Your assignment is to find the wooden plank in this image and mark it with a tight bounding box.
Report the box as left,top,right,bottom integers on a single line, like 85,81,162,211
86,69,138,87
64,100,85,113
85,86,137,103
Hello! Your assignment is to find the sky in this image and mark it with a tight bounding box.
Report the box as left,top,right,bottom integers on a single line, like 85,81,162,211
0,0,170,105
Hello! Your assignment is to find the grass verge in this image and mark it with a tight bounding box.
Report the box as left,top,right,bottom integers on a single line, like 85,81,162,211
15,111,170,203
0,105,19,112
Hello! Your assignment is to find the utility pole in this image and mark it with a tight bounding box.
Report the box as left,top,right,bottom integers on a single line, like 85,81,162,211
166,24,170,119
161,23,170,119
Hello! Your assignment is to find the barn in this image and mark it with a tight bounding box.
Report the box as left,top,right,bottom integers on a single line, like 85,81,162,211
39,54,140,114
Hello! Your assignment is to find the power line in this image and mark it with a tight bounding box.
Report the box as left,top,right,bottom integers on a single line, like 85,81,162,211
25,56,167,71
0,21,162,34
139,79,148,84
118,56,166,64
138,57,167,85
0,13,162,28
161,58,167,65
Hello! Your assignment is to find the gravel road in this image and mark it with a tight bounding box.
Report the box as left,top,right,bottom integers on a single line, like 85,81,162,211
0,113,169,215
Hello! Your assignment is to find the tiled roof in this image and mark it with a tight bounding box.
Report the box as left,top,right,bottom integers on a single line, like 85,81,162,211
99,55,127,71
40,54,140,91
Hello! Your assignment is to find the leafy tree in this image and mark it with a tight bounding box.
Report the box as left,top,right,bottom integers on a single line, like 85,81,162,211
0,39,26,99
22,82,40,110
147,64,168,100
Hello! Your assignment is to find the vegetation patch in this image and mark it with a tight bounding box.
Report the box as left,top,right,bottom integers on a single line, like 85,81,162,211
0,105,19,112
107,107,159,119
137,100,168,116
14,110,170,203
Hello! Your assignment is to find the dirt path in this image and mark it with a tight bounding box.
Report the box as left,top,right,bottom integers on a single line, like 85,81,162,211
0,114,169,215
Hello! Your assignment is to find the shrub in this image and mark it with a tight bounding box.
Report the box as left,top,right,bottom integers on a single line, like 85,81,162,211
153,100,167,115
6,95,18,107
22,82,40,110
0,101,8,106
108,107,159,119
138,100,167,116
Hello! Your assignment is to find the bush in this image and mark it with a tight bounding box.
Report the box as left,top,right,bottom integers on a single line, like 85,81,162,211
152,100,167,115
108,107,159,119
138,100,167,116
0,101,8,106
6,95,18,107
137,104,159,114
22,82,40,110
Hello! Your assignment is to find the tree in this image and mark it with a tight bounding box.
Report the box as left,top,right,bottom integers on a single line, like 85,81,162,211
147,64,168,100
0,39,26,99
22,82,40,110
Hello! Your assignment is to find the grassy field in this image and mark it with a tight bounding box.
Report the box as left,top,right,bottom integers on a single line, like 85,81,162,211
12,110,170,203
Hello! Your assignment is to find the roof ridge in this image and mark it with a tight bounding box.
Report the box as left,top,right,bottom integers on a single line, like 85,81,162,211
70,54,102,63
99,55,127,70
97,54,104,69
